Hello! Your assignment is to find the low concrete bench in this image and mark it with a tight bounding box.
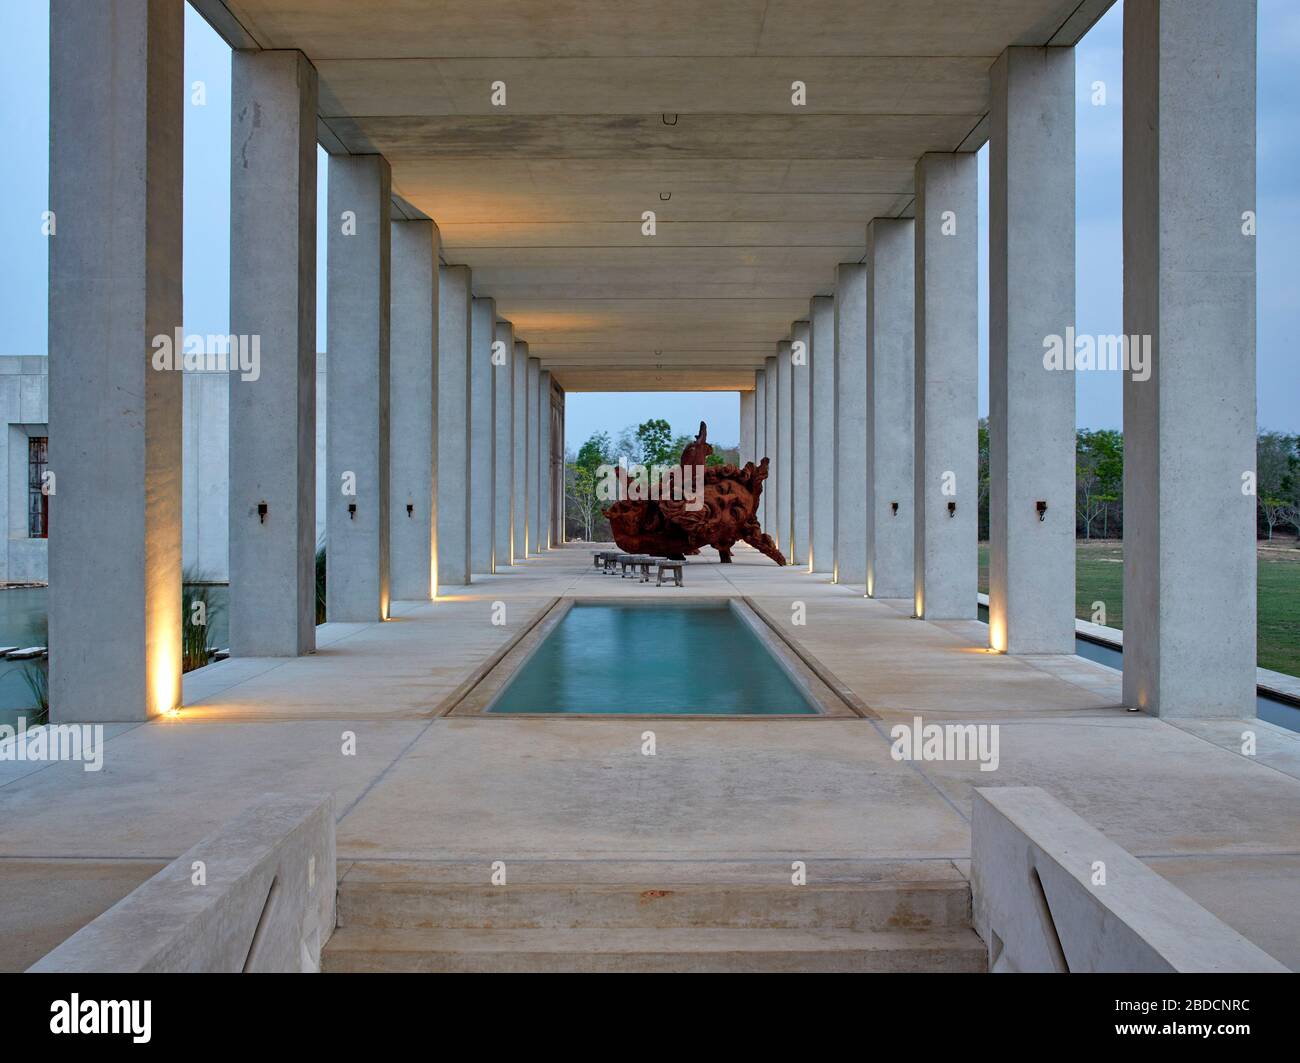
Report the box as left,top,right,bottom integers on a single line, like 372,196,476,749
619,554,652,579
656,560,685,587
29,793,336,973
592,551,609,571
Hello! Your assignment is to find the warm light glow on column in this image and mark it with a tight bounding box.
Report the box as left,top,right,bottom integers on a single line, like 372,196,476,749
147,591,182,719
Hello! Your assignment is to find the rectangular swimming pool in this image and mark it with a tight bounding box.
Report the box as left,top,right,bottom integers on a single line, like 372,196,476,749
485,602,821,715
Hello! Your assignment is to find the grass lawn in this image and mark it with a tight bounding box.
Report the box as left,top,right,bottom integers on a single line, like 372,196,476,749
977,539,1300,679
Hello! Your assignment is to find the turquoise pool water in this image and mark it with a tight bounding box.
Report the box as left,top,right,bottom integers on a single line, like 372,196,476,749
489,603,819,715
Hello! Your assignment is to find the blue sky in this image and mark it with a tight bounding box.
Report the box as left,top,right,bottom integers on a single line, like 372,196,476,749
2,0,1295,454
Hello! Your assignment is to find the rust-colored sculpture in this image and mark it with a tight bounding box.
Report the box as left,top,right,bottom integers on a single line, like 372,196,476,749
603,422,786,565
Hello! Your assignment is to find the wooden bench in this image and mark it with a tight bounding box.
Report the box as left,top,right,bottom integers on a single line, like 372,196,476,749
656,559,685,587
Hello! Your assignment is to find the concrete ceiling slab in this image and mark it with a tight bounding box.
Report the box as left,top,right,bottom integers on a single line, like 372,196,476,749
204,0,1112,390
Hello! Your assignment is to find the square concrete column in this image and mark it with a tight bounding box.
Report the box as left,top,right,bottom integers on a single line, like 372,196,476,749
988,47,1076,653
808,296,836,574
48,0,184,722
527,356,542,555
762,356,778,536
538,369,552,550
739,389,756,466
326,155,391,621
228,49,317,658
437,264,472,588
790,320,812,567
775,341,794,554
553,388,566,546
469,296,496,572
512,341,530,558
913,153,978,619
865,219,916,600
388,219,439,602
753,369,768,527
1122,0,1257,717
833,263,868,586
493,319,515,565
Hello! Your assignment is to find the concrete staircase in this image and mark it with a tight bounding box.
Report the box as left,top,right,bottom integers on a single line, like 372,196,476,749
323,859,987,973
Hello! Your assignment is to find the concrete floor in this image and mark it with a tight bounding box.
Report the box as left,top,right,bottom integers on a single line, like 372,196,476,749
2,543,1297,970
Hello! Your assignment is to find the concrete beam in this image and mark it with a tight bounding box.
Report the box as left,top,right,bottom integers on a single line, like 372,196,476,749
988,47,1076,654
228,49,318,658
833,263,867,586
913,153,978,619
326,155,391,621
469,295,495,572
389,219,438,601
1122,0,1257,717
437,264,472,587
808,295,836,574
48,0,184,721
865,219,916,600
493,319,515,566
790,320,812,567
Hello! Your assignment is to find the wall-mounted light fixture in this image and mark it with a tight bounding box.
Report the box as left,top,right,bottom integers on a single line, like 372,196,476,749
661,113,678,126
890,501,899,516
348,503,357,520
947,501,956,518
659,191,671,202
257,501,268,524
1036,500,1048,521
406,503,414,518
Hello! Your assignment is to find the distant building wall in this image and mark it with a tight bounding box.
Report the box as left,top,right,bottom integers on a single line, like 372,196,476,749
0,357,50,583
0,356,334,586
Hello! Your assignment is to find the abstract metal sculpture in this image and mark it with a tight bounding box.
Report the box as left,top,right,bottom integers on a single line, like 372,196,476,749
603,422,786,565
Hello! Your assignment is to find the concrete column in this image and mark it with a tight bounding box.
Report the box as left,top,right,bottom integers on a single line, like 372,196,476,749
555,389,566,545
538,369,552,550
988,47,1076,653
469,296,495,572
739,389,756,466
228,49,317,658
833,263,867,586
913,152,978,620
865,219,916,599
776,340,794,554
527,356,542,555
809,296,836,574
753,370,767,526
762,356,778,535
388,219,438,601
790,320,812,566
437,264,472,588
492,319,514,565
1122,0,1257,717
512,341,529,558
326,155,391,621
48,0,183,722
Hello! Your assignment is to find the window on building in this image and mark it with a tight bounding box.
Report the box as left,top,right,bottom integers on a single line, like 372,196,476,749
28,435,48,538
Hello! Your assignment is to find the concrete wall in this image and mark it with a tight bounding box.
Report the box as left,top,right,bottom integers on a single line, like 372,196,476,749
31,794,336,973
972,787,1287,973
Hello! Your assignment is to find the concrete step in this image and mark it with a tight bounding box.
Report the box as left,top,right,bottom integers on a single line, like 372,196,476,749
322,925,988,973
336,859,972,931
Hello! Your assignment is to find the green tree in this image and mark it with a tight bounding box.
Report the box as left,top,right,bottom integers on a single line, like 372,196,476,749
567,432,614,540
635,419,676,467
1076,429,1123,539
1257,430,1299,541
